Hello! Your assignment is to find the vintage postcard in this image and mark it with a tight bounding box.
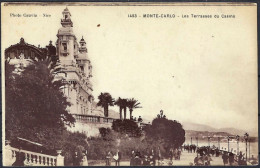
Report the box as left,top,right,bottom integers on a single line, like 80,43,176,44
2,2,258,166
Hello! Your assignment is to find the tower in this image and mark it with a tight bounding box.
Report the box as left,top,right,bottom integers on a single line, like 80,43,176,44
55,7,94,116
77,37,91,76
56,7,78,66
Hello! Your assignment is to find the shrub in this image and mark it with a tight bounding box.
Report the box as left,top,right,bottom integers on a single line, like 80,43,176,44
112,119,141,137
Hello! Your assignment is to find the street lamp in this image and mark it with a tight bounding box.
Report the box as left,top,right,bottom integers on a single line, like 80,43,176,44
208,136,211,147
244,133,249,161
249,138,250,160
196,136,198,147
191,137,193,145
218,137,220,149
195,136,198,157
227,136,230,152
236,135,240,155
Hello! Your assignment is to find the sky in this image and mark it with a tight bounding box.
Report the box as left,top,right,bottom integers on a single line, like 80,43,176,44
2,3,258,132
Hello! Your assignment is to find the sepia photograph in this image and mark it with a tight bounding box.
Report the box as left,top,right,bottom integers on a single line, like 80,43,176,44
1,2,258,166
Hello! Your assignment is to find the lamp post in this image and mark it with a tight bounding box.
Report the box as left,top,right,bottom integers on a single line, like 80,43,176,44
218,137,220,149
244,133,249,162
227,136,230,152
249,138,250,160
191,137,193,145
208,136,211,147
196,137,198,147
195,136,198,157
236,135,240,155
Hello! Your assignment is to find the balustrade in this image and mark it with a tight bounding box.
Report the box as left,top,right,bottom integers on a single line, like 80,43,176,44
73,114,119,124
73,114,101,123
4,145,64,166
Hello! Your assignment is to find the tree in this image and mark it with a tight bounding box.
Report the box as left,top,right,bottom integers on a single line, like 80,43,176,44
127,98,142,119
121,99,128,120
5,58,75,147
144,116,185,157
97,92,114,117
112,119,141,137
114,97,124,120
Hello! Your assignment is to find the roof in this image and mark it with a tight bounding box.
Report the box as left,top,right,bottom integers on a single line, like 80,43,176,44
5,38,47,60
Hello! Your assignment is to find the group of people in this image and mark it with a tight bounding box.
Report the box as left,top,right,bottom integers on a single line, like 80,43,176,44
183,144,197,153
104,147,183,166
129,150,157,166
169,148,182,160
193,146,213,166
72,151,88,166
105,150,122,166
188,144,252,166
222,151,257,166
130,116,143,122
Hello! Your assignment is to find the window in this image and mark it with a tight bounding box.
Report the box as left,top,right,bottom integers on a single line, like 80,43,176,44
80,66,84,72
65,14,68,19
62,43,67,51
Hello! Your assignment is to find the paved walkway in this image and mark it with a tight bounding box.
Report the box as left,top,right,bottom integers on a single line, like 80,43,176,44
90,151,226,166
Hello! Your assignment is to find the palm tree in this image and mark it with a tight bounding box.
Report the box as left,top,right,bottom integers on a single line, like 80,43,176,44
97,92,114,117
114,97,124,120
127,98,142,119
121,99,128,120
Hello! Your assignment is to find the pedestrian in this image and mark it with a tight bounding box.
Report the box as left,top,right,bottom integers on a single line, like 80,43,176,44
130,150,135,166
72,151,81,166
194,156,199,166
12,147,25,166
238,151,244,166
205,154,212,166
241,153,247,165
169,148,173,161
106,151,112,166
81,150,88,166
133,152,142,166
216,148,220,157
193,145,196,153
138,116,143,122
150,149,156,166
222,152,228,166
228,152,234,166
157,147,161,165
113,149,121,166
177,148,181,160
142,155,150,166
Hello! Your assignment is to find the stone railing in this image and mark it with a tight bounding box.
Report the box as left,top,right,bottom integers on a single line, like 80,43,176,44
4,142,64,166
73,114,101,123
72,114,117,124
102,117,116,123
72,114,149,126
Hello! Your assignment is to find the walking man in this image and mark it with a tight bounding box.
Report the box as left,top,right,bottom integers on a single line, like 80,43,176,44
114,149,121,166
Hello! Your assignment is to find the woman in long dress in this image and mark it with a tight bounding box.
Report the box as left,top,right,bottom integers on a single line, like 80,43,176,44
82,150,88,166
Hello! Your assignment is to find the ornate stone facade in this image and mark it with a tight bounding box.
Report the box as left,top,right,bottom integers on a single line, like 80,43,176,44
55,7,94,116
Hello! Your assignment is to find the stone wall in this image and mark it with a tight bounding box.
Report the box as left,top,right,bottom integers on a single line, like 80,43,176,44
67,121,113,137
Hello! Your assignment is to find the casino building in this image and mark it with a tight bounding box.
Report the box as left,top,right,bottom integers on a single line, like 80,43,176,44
5,7,119,137
55,7,95,116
